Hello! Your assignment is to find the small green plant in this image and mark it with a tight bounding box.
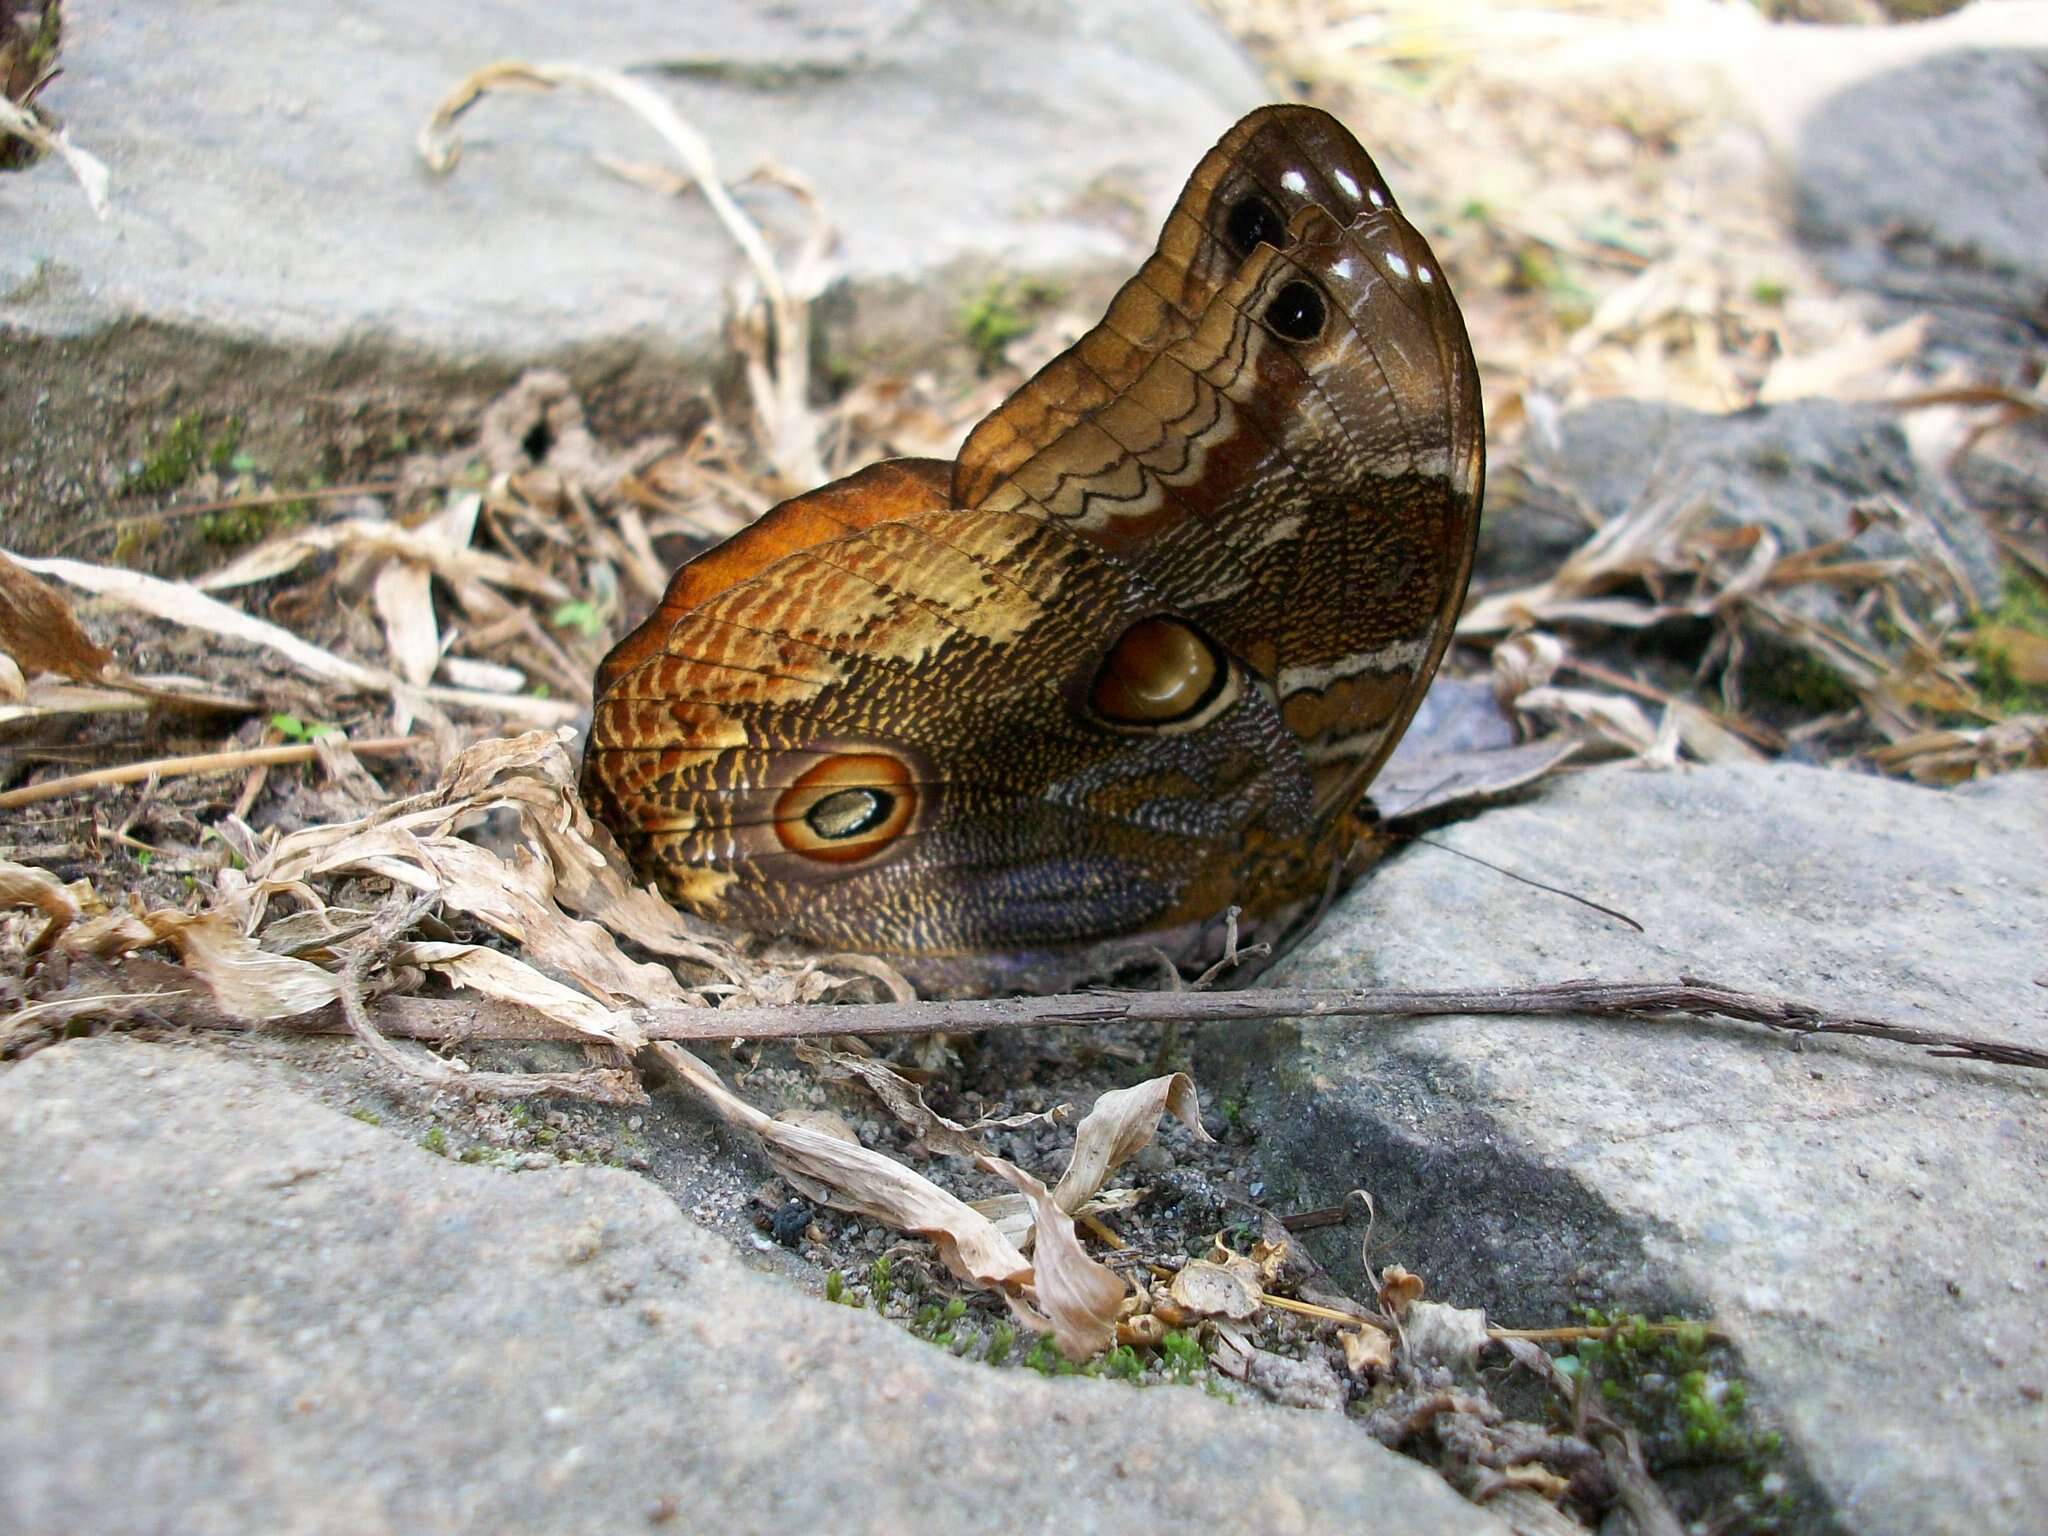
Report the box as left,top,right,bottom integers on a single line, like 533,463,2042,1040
347,1107,382,1127
1750,279,1787,306
550,599,606,638
1565,1309,1786,1512
269,713,341,743
868,1256,895,1308
1100,1345,1145,1383
198,495,309,548
420,1126,449,1157
824,1269,845,1305
1023,1333,1074,1377
984,1322,1015,1366
959,278,1059,372
910,1297,967,1347
131,849,153,872
1159,1330,1207,1386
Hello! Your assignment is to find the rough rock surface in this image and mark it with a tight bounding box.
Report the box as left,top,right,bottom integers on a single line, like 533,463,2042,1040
0,1036,1507,1536
5,0,1262,359
1230,763,2048,1535
1480,397,2001,601
1792,43,2048,361
0,0,1265,548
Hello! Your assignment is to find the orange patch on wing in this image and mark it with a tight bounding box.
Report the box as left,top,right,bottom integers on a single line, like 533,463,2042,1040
595,458,954,696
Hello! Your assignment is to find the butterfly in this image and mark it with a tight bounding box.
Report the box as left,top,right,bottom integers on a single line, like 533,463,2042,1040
582,105,1483,995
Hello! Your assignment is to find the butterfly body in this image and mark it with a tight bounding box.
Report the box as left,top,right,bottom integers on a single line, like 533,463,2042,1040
583,106,1483,995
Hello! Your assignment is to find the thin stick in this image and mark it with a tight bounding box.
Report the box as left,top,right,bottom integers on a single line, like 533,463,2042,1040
0,737,427,809
318,976,2048,1071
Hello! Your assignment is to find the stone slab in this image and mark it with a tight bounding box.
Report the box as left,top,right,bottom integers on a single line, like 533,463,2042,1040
3,1,1265,362
0,1035,1506,1536
1238,763,2048,1535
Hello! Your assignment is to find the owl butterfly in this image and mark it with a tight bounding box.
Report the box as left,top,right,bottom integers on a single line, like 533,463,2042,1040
584,105,1483,996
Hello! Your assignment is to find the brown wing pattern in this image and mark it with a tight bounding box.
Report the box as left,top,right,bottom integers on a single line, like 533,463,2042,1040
582,106,1483,993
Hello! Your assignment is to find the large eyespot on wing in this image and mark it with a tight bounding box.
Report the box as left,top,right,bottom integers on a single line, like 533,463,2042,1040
772,751,915,864
953,105,1400,510
1088,616,1240,732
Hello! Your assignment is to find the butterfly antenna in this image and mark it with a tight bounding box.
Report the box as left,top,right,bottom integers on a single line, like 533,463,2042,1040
1412,836,1645,933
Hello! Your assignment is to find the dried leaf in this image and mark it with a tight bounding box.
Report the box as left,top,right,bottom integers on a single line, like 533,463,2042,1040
1379,1264,1426,1316
373,558,439,689
1491,630,1565,706
1404,1299,1492,1369
0,551,113,682
794,1045,988,1160
1167,1259,1263,1322
648,1042,1033,1292
9,552,578,725
1513,685,1659,758
0,859,85,952
399,941,645,1051
0,95,110,216
1051,1072,1212,1214
141,911,341,1022
1340,1324,1396,1377
981,1155,1127,1362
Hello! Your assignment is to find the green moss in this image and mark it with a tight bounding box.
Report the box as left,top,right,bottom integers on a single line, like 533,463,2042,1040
124,414,244,496
984,1321,1015,1366
1969,569,2048,716
1744,643,1858,717
959,278,1060,373
347,1107,382,1127
867,1255,895,1308
198,495,309,549
420,1126,449,1157
1750,279,1787,307
1564,1309,1789,1525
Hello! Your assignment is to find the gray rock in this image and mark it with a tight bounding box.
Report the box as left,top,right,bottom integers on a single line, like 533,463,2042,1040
1793,45,2048,361
0,1036,1507,1536
0,0,1265,548
1231,763,2048,1535
1488,397,2002,604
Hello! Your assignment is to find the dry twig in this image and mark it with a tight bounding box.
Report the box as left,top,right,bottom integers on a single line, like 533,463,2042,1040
294,977,2046,1072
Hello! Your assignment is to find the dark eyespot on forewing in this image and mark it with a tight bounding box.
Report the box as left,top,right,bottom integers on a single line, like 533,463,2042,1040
1225,194,1286,257
1263,279,1327,342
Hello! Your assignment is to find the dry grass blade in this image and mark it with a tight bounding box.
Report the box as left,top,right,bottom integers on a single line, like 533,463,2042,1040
234,729,742,991
794,1044,991,1160
0,93,108,215
0,859,90,953
645,1040,1034,1291
398,941,645,1051
0,737,425,811
418,61,823,488
10,550,578,725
